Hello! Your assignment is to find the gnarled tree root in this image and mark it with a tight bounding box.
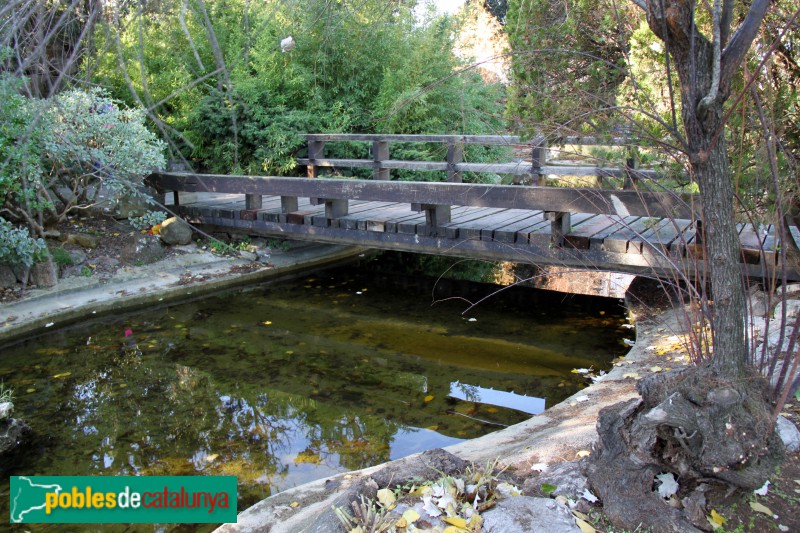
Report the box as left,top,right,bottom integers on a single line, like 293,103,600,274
587,365,784,532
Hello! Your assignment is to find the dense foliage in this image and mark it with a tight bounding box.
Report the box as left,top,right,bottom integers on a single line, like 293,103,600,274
92,0,507,178
0,79,166,238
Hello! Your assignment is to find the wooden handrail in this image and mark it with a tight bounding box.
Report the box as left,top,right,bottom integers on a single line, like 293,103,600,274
147,172,696,220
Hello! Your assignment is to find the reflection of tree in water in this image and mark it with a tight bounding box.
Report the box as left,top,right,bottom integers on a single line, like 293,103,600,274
452,381,481,403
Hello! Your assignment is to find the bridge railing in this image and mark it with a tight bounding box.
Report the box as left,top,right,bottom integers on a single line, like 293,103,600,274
296,133,666,188
292,133,684,243
146,172,697,247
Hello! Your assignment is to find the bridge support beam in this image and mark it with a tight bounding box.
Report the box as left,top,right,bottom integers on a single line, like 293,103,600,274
545,211,571,247
325,199,348,219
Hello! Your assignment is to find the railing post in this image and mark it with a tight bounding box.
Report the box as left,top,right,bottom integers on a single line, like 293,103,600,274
527,136,547,185
373,141,390,180
545,211,571,247
423,204,451,227
446,142,464,183
241,193,264,220
281,196,298,213
307,139,324,178
623,146,639,190
325,199,348,219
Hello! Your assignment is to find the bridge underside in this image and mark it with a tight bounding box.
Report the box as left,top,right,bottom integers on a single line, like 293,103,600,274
174,193,800,280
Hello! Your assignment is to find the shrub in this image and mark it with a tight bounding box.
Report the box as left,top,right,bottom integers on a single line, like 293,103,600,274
0,216,46,268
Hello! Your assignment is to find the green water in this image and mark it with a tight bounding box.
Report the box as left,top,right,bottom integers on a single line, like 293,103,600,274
0,264,631,528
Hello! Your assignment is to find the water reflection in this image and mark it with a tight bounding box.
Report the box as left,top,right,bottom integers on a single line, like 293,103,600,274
0,266,629,524
449,381,547,415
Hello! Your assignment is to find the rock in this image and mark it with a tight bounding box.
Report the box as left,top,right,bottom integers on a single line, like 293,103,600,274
525,461,589,498
778,283,800,297
120,234,164,265
776,416,800,452
66,233,100,249
0,417,31,455
115,186,159,219
42,229,61,239
482,496,581,533
257,250,271,263
773,299,800,319
68,249,88,265
93,255,120,270
238,251,258,262
748,290,770,317
0,265,17,288
0,402,12,420
159,217,194,246
31,258,58,288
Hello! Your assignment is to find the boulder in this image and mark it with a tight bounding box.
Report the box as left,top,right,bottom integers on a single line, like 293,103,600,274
0,265,17,288
776,416,800,453
0,402,12,420
0,417,31,456
748,290,770,318
482,496,581,533
159,217,194,246
120,234,164,265
31,258,58,288
66,233,100,249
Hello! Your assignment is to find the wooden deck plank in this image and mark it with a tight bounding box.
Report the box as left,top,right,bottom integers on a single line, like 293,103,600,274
337,202,405,230
435,207,508,239
602,217,662,254
397,206,479,235
564,214,618,249
477,210,539,241
588,216,640,250
488,212,546,243
451,209,535,240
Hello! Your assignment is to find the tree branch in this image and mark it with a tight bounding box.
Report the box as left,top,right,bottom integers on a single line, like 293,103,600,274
698,0,722,114
720,0,771,86
719,0,734,48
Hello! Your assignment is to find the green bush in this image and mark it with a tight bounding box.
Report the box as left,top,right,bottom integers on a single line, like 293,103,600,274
0,216,46,268
0,80,166,237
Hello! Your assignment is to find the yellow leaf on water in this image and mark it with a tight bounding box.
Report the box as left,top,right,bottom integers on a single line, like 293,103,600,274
263,321,272,325
749,501,776,517
395,517,408,528
575,517,596,533
443,517,468,528
206,454,219,462
289,501,300,508
424,395,435,403
52,372,71,379
26,388,35,393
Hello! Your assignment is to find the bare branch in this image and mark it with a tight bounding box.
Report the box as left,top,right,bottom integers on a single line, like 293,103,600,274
698,0,722,114
720,0,771,86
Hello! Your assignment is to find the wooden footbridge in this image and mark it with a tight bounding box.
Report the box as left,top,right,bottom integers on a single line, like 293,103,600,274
146,134,799,279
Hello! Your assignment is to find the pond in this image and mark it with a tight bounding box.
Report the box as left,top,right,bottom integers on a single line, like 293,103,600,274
0,259,632,528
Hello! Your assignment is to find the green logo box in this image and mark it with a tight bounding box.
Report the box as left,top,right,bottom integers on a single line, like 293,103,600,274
10,476,237,524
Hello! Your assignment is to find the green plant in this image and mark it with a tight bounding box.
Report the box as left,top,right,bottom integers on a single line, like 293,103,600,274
49,247,74,268
0,81,166,238
129,210,168,231
209,240,234,256
266,239,290,253
0,216,47,268
0,381,13,404
80,265,93,277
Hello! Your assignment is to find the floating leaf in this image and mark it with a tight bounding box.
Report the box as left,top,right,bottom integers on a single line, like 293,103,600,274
52,372,72,379
541,483,557,494
395,517,408,528
26,388,35,393
206,454,219,462
656,472,679,499
575,517,596,533
376,488,396,509
262,321,272,325
424,395,435,403
749,501,776,518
